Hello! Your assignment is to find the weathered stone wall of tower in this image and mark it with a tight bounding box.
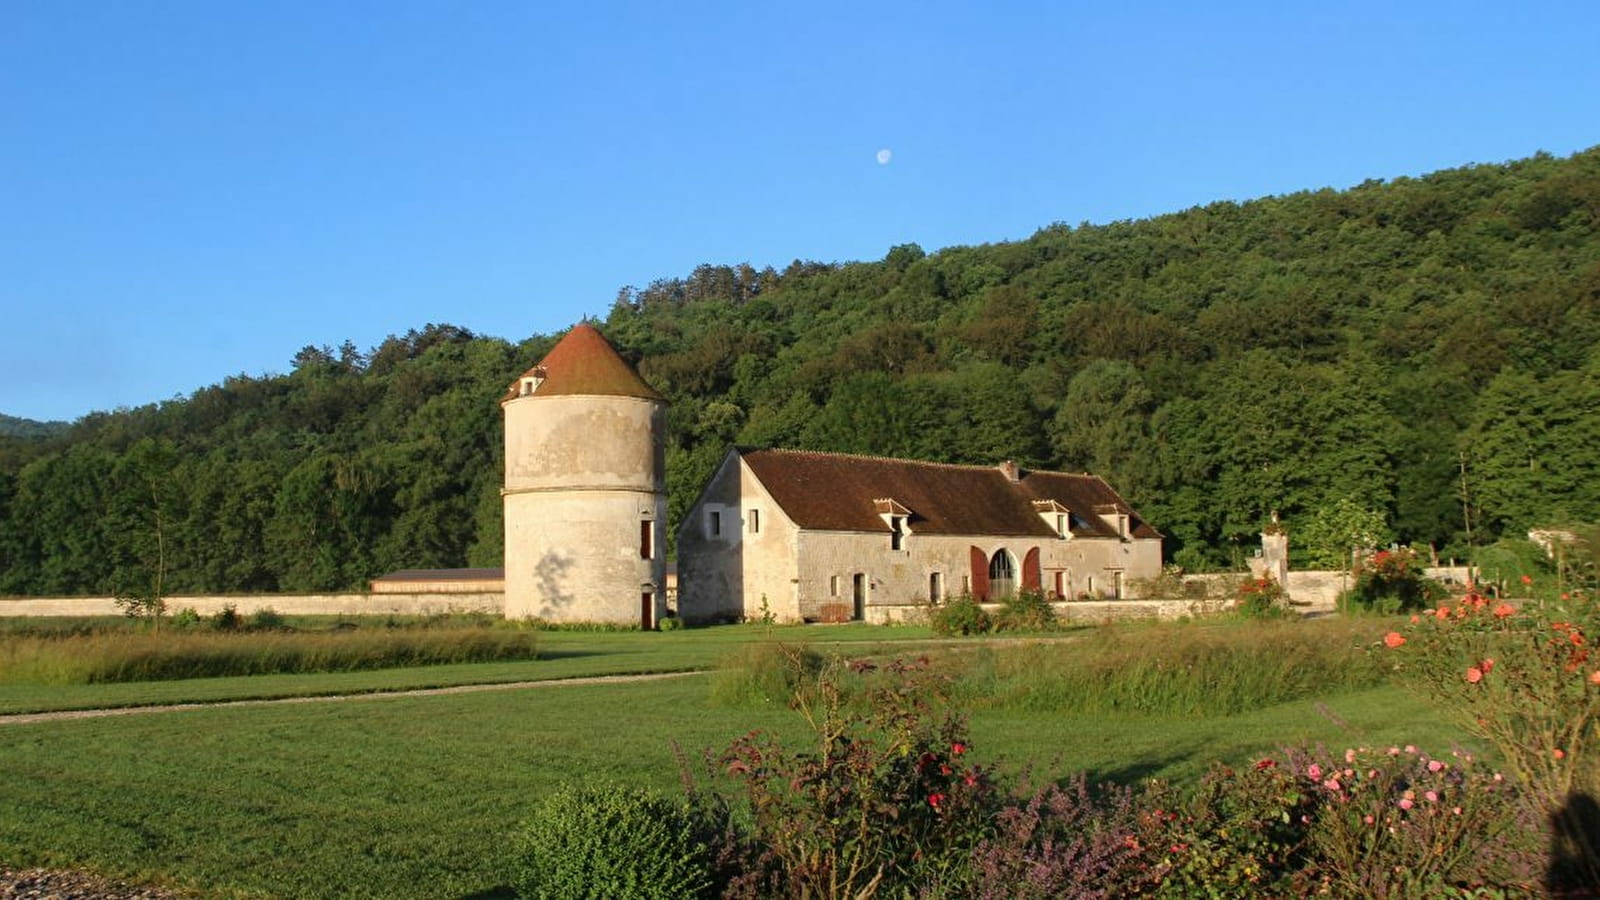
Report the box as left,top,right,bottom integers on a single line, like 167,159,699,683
502,393,667,623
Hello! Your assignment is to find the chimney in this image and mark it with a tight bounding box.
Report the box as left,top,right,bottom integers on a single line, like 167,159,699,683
998,460,1020,483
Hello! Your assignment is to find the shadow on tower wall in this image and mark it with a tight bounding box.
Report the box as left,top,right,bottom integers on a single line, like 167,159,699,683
533,551,574,617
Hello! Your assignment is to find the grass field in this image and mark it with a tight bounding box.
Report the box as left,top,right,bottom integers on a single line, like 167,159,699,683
0,618,1478,899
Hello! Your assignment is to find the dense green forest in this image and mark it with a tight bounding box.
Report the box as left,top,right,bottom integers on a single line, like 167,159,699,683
4,148,1600,596
0,414,66,440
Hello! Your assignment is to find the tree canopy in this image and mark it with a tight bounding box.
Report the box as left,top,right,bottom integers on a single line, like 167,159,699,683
4,148,1600,593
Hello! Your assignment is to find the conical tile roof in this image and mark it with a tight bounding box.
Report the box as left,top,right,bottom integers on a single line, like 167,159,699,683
505,323,665,401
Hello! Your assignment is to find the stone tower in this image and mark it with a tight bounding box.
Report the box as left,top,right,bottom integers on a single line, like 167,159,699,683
501,323,668,625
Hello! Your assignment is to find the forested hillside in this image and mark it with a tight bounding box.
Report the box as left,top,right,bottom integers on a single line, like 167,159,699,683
4,148,1599,596
0,414,66,440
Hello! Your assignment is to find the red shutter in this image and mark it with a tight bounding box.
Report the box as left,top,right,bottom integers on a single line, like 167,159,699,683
1022,547,1041,592
969,546,989,600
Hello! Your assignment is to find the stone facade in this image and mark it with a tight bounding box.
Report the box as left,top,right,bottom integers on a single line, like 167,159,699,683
678,448,1163,624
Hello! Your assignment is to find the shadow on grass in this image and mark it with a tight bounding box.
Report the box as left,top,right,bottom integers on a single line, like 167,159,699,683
530,649,604,661
1080,750,1201,787
455,886,516,900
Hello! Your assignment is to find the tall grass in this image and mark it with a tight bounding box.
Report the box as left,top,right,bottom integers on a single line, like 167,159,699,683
707,641,827,707
948,618,1391,717
0,629,540,685
709,618,1395,718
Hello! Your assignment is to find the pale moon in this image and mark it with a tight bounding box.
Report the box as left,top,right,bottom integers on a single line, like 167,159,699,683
876,148,892,165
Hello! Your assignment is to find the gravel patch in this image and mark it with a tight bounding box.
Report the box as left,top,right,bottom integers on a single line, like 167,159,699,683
0,868,188,899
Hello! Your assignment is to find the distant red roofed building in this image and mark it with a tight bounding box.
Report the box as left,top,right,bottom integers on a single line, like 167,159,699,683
677,447,1162,624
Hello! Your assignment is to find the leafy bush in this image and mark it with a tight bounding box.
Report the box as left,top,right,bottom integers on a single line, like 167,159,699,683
1338,547,1445,614
1142,744,1542,898
1234,577,1292,619
1383,587,1600,889
510,784,721,900
1285,745,1542,897
967,775,1158,899
170,607,202,630
1148,759,1314,896
993,589,1058,632
658,613,683,631
212,604,241,631
929,594,992,636
247,607,286,631
715,657,997,899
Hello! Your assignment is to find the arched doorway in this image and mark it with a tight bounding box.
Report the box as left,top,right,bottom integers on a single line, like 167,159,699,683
988,550,1016,599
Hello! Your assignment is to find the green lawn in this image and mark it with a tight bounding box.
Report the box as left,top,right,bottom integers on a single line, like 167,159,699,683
0,620,1476,899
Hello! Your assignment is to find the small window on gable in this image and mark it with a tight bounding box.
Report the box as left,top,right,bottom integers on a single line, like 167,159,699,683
890,516,906,550
708,510,721,537
749,509,760,534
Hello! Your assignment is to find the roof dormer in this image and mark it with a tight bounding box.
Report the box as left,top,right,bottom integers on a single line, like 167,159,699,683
1033,499,1073,539
1096,503,1130,539
515,366,547,397
874,498,913,550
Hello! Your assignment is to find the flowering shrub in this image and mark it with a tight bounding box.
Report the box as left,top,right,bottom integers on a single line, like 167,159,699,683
1339,546,1445,614
1384,585,1600,890
714,656,997,899
965,775,1159,900
1145,758,1315,896
1285,745,1541,897
1235,577,1291,619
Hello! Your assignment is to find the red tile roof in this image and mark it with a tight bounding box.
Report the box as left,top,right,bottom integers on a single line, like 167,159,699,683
504,323,665,402
738,448,1160,539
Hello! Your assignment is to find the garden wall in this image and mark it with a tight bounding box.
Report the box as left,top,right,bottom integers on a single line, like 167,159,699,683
864,597,1236,625
0,593,505,618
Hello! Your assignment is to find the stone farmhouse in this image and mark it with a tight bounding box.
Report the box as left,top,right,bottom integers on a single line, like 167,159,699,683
677,447,1162,624
494,322,1162,626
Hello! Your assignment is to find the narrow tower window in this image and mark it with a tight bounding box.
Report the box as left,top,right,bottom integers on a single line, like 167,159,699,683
640,520,653,559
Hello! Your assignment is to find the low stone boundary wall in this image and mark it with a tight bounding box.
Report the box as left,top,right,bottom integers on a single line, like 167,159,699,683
0,593,505,618
865,598,1235,626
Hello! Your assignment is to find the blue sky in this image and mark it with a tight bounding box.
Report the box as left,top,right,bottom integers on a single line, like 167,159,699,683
4,0,1598,423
